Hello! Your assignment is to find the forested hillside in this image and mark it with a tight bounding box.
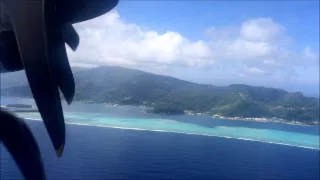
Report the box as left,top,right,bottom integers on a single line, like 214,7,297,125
1,66,319,123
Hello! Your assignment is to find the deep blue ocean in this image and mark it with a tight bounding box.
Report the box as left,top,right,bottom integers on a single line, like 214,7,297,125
0,97,319,180
1,120,319,180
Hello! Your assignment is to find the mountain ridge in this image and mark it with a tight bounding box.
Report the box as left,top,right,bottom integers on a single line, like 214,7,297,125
1,66,319,124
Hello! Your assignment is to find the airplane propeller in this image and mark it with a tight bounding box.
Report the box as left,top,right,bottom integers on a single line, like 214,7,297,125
0,0,119,179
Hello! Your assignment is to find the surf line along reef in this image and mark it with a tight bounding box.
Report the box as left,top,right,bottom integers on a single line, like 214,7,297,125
14,110,320,150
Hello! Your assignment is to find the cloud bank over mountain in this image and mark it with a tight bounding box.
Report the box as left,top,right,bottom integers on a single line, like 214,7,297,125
66,10,318,93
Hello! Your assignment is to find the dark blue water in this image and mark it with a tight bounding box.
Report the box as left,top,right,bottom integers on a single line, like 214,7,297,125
1,120,319,180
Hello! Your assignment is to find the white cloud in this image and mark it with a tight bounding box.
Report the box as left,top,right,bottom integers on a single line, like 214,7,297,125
67,11,318,83
303,46,319,61
240,66,269,76
68,11,211,68
240,18,287,43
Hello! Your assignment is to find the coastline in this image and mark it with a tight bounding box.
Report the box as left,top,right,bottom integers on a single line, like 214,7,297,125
1,103,38,113
212,116,314,126
2,97,319,126
144,106,318,126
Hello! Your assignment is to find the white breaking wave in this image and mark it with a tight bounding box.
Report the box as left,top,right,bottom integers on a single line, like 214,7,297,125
22,117,320,150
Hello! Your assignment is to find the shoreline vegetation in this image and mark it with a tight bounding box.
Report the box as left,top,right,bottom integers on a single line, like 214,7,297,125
78,100,320,126
1,99,318,126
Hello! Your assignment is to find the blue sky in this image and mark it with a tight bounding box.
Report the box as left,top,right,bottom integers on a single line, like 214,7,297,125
117,1,319,49
69,1,319,96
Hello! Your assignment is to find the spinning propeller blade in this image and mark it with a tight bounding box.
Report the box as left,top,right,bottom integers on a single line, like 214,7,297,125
0,0,119,179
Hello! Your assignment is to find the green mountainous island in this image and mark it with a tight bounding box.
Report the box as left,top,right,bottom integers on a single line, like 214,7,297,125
1,66,319,125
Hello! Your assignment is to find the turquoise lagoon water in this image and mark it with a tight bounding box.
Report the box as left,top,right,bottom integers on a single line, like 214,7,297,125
2,97,319,150
16,111,320,150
